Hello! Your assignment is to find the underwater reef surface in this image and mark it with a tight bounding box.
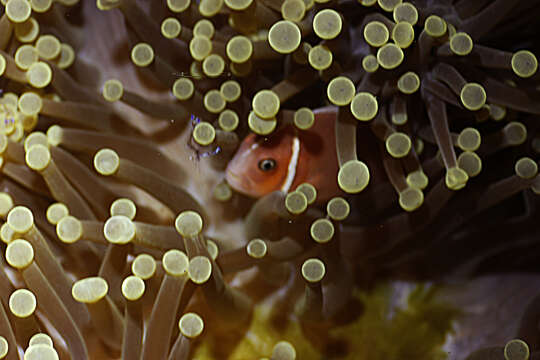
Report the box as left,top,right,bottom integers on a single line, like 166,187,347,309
0,0,540,359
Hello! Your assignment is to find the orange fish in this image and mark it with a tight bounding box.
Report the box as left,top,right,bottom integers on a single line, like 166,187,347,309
226,106,342,202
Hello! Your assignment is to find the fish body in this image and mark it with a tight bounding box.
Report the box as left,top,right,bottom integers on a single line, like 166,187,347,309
226,106,341,202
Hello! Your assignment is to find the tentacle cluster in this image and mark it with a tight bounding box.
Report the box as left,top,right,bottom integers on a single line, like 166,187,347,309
0,0,539,359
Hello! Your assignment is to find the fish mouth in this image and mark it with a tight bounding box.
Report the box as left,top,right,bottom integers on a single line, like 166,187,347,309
225,169,257,197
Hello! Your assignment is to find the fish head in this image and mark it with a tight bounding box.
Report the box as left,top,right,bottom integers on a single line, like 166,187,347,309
226,127,295,198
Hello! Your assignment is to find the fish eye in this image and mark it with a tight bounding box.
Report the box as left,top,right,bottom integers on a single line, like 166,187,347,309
258,158,276,172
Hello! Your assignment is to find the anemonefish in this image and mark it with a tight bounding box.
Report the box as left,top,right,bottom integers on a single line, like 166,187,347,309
226,106,342,202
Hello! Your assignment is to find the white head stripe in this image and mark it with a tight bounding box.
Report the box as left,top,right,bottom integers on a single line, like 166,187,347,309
281,136,300,193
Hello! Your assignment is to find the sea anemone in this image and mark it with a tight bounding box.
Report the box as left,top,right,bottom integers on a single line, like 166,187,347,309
0,0,539,359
